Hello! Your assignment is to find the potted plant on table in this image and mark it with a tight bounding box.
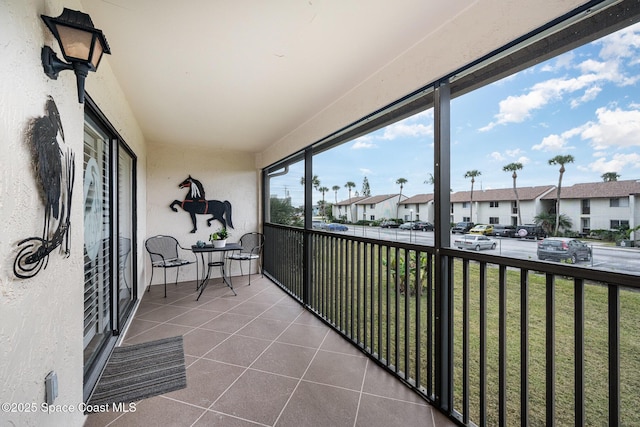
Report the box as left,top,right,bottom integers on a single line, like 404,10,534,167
210,227,229,248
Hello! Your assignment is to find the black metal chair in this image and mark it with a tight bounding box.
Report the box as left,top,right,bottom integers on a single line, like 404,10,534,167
145,235,197,297
227,232,264,285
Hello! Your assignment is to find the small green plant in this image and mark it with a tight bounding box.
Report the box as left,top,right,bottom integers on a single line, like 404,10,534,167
382,250,429,295
614,225,640,242
210,227,228,241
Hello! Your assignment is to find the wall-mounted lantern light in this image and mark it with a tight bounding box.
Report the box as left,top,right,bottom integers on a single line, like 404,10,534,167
41,8,111,103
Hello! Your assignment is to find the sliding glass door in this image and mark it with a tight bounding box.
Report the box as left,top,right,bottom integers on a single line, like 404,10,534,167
117,145,135,318
83,100,137,400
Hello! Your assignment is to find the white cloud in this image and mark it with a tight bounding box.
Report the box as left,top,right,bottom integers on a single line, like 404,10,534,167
480,76,591,131
580,107,640,149
588,153,640,173
577,58,608,75
532,126,582,152
480,25,640,131
578,57,638,86
596,22,640,61
351,137,376,149
532,134,566,151
505,148,524,157
489,149,530,164
533,105,640,153
359,168,373,175
541,52,575,72
490,151,505,161
570,86,601,108
381,121,432,140
379,111,433,140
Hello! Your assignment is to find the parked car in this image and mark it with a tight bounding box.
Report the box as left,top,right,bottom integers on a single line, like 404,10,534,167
325,223,348,231
469,224,494,235
399,221,415,230
414,221,434,231
491,224,517,238
537,237,592,263
312,220,324,229
454,234,497,251
516,224,547,239
380,220,399,228
451,221,474,234
399,221,434,231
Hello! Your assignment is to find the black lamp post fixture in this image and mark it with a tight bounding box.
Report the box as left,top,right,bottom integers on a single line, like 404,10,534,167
41,8,111,103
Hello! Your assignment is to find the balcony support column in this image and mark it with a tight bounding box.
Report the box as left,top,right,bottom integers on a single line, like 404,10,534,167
303,147,313,305
434,79,452,413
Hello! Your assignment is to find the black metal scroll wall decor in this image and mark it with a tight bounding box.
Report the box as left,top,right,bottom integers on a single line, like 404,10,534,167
13,96,75,279
170,176,234,233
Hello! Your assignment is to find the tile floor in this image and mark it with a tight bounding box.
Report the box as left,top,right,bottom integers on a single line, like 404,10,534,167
84,274,456,427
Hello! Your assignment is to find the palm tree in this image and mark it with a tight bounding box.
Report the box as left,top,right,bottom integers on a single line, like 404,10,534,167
464,170,481,222
344,181,356,222
425,172,453,192
332,185,341,219
534,212,572,236
503,162,523,225
548,155,574,236
601,172,620,182
318,186,329,219
300,175,320,190
395,177,407,220
424,173,435,186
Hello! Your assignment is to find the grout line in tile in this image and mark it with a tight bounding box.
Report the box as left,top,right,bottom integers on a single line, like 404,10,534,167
198,305,313,422
270,325,332,426
352,357,370,427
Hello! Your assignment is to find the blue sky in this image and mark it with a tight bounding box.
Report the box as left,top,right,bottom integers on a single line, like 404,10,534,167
271,23,640,207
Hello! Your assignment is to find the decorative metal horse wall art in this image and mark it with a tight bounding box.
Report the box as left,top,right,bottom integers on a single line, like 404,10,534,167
170,176,234,233
14,96,75,279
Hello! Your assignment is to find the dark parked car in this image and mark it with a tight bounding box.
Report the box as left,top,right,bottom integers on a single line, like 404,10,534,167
414,221,434,231
491,224,517,238
451,221,474,234
380,220,399,228
516,224,547,239
401,221,434,231
537,237,592,263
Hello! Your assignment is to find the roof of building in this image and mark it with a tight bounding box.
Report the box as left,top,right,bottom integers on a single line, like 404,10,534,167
402,193,434,204
355,194,404,205
334,180,640,206
540,180,640,199
334,196,368,206
450,185,555,203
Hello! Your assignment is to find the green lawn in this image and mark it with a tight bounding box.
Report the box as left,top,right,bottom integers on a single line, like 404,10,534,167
451,261,640,426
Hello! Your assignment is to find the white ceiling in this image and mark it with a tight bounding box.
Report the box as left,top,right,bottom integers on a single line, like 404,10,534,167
80,1,585,157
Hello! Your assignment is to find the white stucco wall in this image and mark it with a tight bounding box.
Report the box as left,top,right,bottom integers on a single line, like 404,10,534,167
475,203,511,225
0,1,145,426
398,203,427,222
145,144,259,286
564,197,639,232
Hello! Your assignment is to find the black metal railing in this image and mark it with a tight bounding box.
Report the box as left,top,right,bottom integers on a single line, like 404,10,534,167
263,224,304,301
263,223,639,426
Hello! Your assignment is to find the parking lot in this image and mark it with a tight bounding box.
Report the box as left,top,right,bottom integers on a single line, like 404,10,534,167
322,225,640,276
